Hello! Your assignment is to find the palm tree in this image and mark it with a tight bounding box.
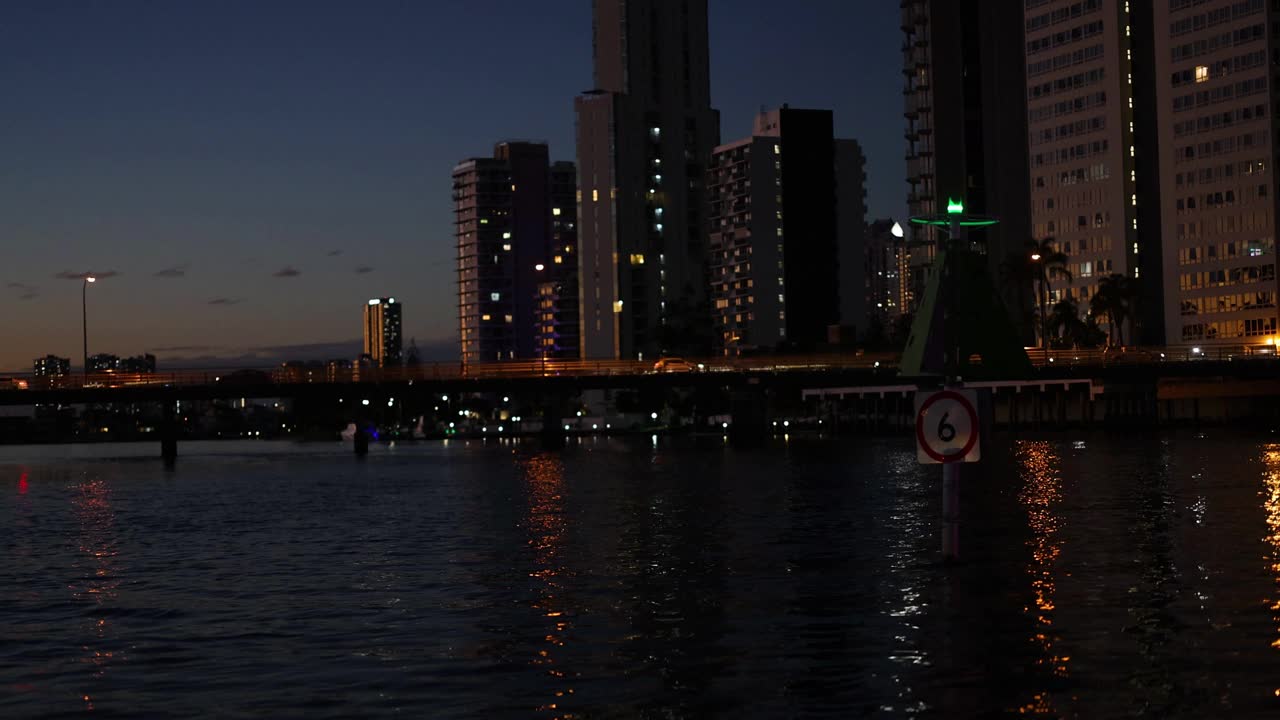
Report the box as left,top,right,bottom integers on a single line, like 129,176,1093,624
1047,298,1087,349
1090,273,1130,347
1027,238,1072,350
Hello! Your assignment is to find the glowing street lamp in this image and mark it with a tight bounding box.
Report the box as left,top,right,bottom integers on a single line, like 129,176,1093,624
83,276,97,378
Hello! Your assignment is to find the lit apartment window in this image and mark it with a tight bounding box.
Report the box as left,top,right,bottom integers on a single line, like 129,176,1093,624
482,314,492,321
502,244,512,251
504,315,513,323
1195,65,1208,83
491,292,501,301
630,254,646,265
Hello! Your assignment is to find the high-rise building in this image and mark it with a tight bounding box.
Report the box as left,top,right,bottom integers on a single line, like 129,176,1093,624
866,219,910,332
535,161,582,359
87,354,116,373
363,298,402,367
454,142,576,363
1021,0,1147,344
33,355,70,377
1153,0,1277,346
576,0,720,359
707,107,866,354
901,0,1032,328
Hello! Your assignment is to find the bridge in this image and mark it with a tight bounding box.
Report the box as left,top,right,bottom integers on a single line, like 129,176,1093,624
0,345,1275,407
2,345,1278,459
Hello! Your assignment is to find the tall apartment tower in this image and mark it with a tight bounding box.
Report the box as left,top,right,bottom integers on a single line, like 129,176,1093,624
535,161,582,359
1023,0,1146,340
1153,0,1277,345
901,0,1032,325
866,219,910,332
454,142,576,363
575,0,720,359
707,108,866,354
363,297,403,367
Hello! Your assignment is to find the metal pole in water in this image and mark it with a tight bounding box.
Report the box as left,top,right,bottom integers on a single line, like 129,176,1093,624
942,461,960,559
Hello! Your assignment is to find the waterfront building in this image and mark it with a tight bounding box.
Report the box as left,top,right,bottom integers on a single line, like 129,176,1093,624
866,219,910,332
1153,0,1277,345
363,297,403,367
454,142,577,363
33,355,70,377
707,107,867,354
575,0,720,359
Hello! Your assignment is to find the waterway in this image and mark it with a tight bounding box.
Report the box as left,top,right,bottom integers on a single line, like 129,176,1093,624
2,432,1279,718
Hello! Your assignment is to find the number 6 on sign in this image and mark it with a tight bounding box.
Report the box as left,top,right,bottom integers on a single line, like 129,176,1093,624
915,390,981,464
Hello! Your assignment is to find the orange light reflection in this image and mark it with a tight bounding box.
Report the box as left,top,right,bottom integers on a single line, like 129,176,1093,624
1261,447,1280,694
1014,441,1069,715
521,454,575,718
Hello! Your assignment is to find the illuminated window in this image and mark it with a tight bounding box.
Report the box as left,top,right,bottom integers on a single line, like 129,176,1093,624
592,189,599,202
554,255,563,264
491,292,501,301
502,244,512,251
504,315,513,323
553,208,562,216
630,253,646,265
1195,65,1208,83
481,314,492,321
503,232,512,239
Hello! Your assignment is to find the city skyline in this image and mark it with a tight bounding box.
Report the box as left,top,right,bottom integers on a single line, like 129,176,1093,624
0,1,903,371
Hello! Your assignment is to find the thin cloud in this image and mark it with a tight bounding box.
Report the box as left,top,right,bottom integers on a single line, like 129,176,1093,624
354,266,374,274
8,282,39,300
272,266,301,278
151,345,216,353
154,264,189,278
327,249,344,257
208,297,242,306
55,270,120,280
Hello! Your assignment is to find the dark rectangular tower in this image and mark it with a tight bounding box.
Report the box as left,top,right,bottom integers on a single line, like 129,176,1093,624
576,0,720,359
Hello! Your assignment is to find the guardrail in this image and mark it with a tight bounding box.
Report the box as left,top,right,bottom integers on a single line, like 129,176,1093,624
0,345,1274,393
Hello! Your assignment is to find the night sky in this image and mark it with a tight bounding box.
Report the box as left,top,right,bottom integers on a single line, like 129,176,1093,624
0,0,902,371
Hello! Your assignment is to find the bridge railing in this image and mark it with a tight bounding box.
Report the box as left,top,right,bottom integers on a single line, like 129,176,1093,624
2,345,1276,393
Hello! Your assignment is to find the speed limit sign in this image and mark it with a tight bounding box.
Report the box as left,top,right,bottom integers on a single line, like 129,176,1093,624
915,389,981,464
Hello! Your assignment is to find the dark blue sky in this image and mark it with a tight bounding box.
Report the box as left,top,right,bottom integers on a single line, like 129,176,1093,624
0,0,902,369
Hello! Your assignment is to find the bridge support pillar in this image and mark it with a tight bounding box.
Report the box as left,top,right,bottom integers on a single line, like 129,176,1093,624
160,400,178,465
354,426,370,457
540,393,568,451
728,388,768,447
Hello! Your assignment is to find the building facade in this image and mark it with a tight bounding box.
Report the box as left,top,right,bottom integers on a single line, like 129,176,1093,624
33,355,71,377
866,219,910,333
1023,0,1144,343
575,0,720,359
707,108,866,354
1153,0,1277,346
906,0,1034,335
454,142,577,363
902,0,1033,326
535,161,582,359
363,297,403,367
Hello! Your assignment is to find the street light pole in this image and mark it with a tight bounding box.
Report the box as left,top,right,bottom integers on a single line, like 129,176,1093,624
82,276,96,380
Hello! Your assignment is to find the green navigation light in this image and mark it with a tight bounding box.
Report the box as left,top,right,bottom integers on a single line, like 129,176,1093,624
946,198,965,215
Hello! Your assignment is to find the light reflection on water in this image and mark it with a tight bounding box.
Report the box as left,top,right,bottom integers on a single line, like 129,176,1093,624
1,435,1280,717
1013,440,1068,716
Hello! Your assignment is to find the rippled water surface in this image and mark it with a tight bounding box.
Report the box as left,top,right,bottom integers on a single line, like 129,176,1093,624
3,433,1280,718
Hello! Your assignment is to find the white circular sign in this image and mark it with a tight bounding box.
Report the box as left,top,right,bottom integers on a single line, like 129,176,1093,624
915,390,980,464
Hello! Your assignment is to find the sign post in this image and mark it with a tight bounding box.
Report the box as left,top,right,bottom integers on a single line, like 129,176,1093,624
915,388,980,560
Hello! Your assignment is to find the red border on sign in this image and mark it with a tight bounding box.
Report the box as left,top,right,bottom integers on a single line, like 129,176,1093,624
916,390,979,464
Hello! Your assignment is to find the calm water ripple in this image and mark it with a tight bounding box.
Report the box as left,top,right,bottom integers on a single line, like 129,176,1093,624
2,433,1280,718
